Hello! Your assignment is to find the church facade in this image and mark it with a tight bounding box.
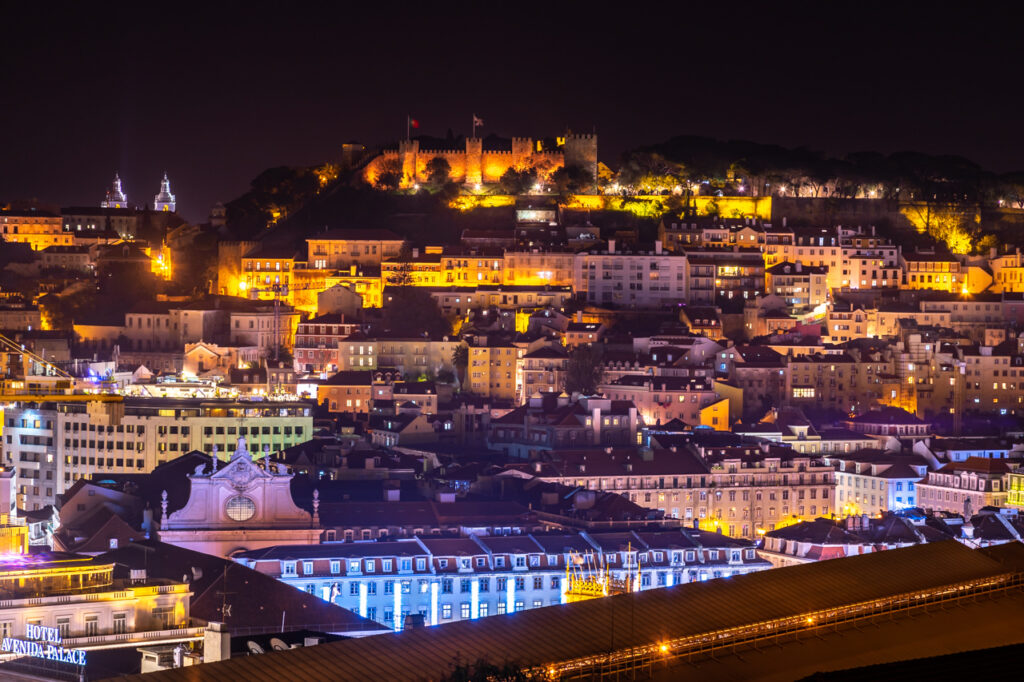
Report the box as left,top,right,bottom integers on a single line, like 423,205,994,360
159,437,321,557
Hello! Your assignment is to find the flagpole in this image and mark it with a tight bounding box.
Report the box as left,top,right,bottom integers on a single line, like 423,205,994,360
406,114,410,141
471,113,475,139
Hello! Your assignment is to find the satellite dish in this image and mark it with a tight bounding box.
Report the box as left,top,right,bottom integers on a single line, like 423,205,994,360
247,641,265,655
269,637,288,651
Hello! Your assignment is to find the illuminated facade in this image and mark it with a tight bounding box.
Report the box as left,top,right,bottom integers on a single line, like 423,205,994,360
916,457,1011,515
765,261,828,308
502,249,575,287
900,249,962,292
599,376,725,429
234,530,767,630
152,173,176,212
577,242,689,308
2,398,313,511
0,210,72,251
159,437,321,558
364,134,598,188
306,230,403,270
823,454,928,516
101,173,128,209
466,340,521,402
0,553,192,655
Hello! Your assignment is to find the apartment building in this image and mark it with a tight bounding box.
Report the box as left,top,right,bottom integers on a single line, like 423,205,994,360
765,261,829,308
822,452,930,515
234,530,769,630
2,398,313,510
576,241,688,308
306,229,404,270
916,457,1013,515
684,248,765,303
293,313,361,373
538,445,834,540
517,345,568,402
598,375,727,429
900,249,963,292
502,249,576,287
0,209,72,250
465,335,521,402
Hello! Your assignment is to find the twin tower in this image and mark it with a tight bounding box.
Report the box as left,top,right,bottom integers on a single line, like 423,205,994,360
101,172,177,213
368,134,598,188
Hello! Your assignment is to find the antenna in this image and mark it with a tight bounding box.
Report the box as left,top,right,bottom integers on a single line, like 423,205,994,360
215,564,236,621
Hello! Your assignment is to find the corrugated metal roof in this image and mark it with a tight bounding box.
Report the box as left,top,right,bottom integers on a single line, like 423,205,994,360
103,541,1018,682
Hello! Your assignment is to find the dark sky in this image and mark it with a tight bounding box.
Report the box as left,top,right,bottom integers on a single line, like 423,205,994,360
2,4,1020,222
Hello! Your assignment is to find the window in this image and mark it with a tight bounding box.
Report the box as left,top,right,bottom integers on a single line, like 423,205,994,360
225,495,256,522
57,617,71,638
460,603,471,619
85,615,99,636
112,613,127,634
303,561,313,575
442,604,453,620
331,561,341,574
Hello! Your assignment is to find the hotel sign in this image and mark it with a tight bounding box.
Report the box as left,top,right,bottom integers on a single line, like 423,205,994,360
1,624,87,666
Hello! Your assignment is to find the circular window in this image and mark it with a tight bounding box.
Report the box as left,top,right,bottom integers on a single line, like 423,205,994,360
225,495,256,522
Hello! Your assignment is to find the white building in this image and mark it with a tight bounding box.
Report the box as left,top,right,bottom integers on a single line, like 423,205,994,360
234,529,769,631
575,241,688,308
2,398,313,511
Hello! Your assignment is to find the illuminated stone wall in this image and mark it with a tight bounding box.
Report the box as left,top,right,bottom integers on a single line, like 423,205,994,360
365,135,592,187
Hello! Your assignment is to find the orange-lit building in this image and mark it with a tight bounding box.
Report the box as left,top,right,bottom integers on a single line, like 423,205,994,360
306,229,403,270
0,209,72,250
900,248,963,292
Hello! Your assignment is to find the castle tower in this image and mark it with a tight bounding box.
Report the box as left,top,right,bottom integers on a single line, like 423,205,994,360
102,173,128,209
563,134,599,190
464,137,483,186
511,137,533,162
398,140,419,188
154,172,177,212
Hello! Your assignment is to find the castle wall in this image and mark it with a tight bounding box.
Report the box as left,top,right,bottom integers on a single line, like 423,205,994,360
363,135,590,188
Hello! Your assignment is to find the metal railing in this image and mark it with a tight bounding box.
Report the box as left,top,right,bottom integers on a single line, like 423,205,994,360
545,571,1024,680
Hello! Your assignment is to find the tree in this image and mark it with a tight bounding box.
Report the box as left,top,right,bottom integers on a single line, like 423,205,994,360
452,345,469,386
564,344,604,396
381,287,451,338
499,166,538,194
551,164,594,193
425,156,452,187
376,158,404,191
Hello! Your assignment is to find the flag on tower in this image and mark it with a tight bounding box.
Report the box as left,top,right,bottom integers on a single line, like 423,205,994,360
409,116,420,129
473,114,484,127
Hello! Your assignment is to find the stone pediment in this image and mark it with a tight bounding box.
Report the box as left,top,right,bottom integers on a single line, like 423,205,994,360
203,438,275,490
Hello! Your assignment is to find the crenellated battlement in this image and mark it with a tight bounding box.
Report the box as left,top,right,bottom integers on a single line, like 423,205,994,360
365,132,597,188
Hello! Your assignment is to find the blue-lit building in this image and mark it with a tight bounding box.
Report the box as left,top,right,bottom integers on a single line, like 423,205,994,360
233,529,770,630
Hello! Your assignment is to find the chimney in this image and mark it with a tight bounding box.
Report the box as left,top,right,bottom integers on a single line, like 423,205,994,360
592,406,602,444
795,262,802,273
608,239,616,254
412,247,420,258
204,622,231,663
655,240,663,255
782,217,787,228
576,310,583,324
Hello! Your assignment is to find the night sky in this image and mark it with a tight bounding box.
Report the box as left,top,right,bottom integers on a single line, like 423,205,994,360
2,4,1019,222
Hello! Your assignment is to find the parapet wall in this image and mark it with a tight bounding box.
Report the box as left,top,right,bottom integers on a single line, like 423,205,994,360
365,135,590,187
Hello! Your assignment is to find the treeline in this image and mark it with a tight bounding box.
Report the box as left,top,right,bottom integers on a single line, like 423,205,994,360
620,136,1024,205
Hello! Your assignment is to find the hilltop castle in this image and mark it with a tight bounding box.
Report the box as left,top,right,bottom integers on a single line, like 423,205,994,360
364,134,598,188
